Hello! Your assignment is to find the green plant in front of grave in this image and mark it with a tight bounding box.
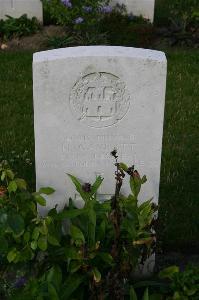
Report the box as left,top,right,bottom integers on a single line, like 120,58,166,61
131,265,199,300
0,160,64,298
159,265,199,300
0,14,41,40
19,150,156,299
0,150,158,299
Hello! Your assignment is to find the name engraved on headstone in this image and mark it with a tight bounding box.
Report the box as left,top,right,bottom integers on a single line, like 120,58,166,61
70,72,130,128
61,134,135,167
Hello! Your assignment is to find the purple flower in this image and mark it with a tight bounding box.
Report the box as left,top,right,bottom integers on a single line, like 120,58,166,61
74,17,84,24
83,6,93,13
61,0,72,8
100,5,112,14
14,276,27,289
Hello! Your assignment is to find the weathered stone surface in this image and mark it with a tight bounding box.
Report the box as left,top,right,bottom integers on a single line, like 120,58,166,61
111,0,155,22
0,0,43,22
33,46,167,214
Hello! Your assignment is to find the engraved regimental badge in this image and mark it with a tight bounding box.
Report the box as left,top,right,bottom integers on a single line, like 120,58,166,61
70,72,130,128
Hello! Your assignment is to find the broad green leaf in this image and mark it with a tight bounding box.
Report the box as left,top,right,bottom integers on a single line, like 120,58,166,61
68,174,90,202
61,274,85,299
69,260,82,273
34,194,46,206
47,265,62,291
1,171,6,181
45,216,53,225
133,237,154,246
129,286,138,300
141,175,147,184
121,218,136,239
39,187,55,195
96,220,106,241
6,169,14,180
87,206,96,247
56,208,86,220
8,180,17,193
130,176,141,198
7,213,25,236
138,199,153,213
127,194,138,207
48,207,58,218
15,178,27,190
70,225,85,244
64,246,82,260
119,162,128,172
7,248,17,262
32,227,40,240
38,235,48,251
39,223,48,235
23,231,30,243
92,267,101,283
48,282,59,300
138,199,154,229
31,240,37,250
173,291,181,299
48,234,60,246
98,253,113,265
88,207,96,225
142,288,149,300
90,176,103,196
159,266,179,279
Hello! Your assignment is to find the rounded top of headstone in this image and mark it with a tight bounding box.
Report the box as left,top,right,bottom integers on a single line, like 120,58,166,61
33,46,166,64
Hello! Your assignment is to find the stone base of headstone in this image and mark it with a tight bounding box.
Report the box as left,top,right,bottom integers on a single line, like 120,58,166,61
111,0,155,22
0,0,43,22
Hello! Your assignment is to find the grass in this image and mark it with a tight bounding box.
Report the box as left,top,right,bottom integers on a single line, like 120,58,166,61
0,52,35,187
158,48,199,252
0,48,198,252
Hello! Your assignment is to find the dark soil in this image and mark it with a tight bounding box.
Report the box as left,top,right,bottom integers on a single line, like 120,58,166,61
1,24,198,52
0,25,66,51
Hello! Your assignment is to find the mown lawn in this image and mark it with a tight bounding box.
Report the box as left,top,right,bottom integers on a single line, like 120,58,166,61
0,49,198,252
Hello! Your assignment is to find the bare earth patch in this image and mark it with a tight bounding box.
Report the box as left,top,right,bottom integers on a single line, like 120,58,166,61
1,25,66,51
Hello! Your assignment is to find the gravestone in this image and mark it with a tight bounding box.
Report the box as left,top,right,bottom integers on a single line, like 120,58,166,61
33,46,166,275
33,46,167,214
111,0,155,22
0,0,43,22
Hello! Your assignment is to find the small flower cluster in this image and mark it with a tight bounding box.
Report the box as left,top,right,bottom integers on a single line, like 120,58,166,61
99,5,112,14
59,0,113,26
61,0,72,8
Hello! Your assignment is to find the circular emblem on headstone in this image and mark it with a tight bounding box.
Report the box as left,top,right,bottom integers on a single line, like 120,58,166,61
69,72,130,128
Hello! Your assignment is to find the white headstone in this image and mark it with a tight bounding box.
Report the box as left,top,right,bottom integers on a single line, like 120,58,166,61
33,46,167,214
0,0,43,22
111,0,155,22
